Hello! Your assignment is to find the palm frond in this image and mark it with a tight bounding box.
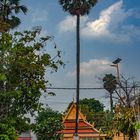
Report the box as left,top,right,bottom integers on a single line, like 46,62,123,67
10,0,20,5
8,15,21,29
14,6,20,13
0,0,28,30
59,0,98,15
19,5,28,14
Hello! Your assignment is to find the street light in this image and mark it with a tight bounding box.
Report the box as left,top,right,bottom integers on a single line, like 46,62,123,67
110,58,122,82
110,58,122,102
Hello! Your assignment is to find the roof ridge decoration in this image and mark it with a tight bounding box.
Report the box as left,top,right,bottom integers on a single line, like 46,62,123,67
63,102,86,122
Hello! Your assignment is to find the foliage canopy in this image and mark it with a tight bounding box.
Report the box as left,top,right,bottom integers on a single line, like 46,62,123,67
0,28,63,138
59,0,98,15
34,107,63,140
0,0,28,31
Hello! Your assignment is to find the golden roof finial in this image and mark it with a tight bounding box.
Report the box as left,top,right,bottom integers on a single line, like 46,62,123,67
72,93,75,103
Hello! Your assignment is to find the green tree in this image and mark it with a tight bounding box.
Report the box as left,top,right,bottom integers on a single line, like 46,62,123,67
103,74,117,114
79,98,113,134
33,107,63,140
0,28,63,138
0,0,27,31
114,107,136,140
79,98,106,129
59,0,98,135
113,76,140,139
79,98,104,122
0,117,18,140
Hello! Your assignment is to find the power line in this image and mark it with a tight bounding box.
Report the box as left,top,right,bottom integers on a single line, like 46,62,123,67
46,87,105,90
46,86,140,90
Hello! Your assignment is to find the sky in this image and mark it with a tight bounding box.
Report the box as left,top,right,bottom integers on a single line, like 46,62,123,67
18,0,140,112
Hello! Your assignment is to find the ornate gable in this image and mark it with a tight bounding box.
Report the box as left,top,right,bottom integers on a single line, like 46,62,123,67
63,102,86,121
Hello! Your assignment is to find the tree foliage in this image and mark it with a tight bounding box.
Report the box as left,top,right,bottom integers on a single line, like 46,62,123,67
79,98,104,113
0,0,28,31
0,119,17,140
79,98,105,129
103,74,117,94
33,107,63,140
59,0,97,15
79,98,116,137
103,74,140,139
103,74,117,113
0,28,63,138
114,108,137,139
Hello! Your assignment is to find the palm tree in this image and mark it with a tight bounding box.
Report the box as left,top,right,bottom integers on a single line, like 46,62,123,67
0,0,27,31
59,0,98,137
103,74,117,114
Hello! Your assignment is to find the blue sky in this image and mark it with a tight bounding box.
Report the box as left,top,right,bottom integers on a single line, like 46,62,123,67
19,0,140,112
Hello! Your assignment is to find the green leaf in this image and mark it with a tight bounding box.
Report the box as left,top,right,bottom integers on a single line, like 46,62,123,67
0,74,7,81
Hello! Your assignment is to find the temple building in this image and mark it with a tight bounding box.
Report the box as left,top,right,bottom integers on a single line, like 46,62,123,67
18,131,32,140
60,102,107,140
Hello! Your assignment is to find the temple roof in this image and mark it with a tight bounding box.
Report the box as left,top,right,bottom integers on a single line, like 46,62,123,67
61,102,100,134
63,102,86,122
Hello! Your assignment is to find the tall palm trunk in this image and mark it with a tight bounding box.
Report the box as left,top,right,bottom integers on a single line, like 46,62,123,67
59,0,98,138
110,92,113,114
75,14,80,136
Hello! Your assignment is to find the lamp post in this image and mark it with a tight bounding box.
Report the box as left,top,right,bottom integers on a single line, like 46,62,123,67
110,58,122,110
111,58,125,139
110,58,122,83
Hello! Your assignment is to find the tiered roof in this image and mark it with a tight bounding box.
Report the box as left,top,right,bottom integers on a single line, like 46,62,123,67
60,102,106,138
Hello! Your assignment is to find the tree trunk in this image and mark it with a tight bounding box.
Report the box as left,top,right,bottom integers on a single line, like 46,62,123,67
110,93,113,114
75,14,80,137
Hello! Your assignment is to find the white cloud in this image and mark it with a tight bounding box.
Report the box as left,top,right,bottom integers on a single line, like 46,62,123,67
81,0,133,38
58,16,76,32
58,15,88,32
32,10,48,22
67,59,115,87
58,0,139,43
68,59,113,77
80,59,112,76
